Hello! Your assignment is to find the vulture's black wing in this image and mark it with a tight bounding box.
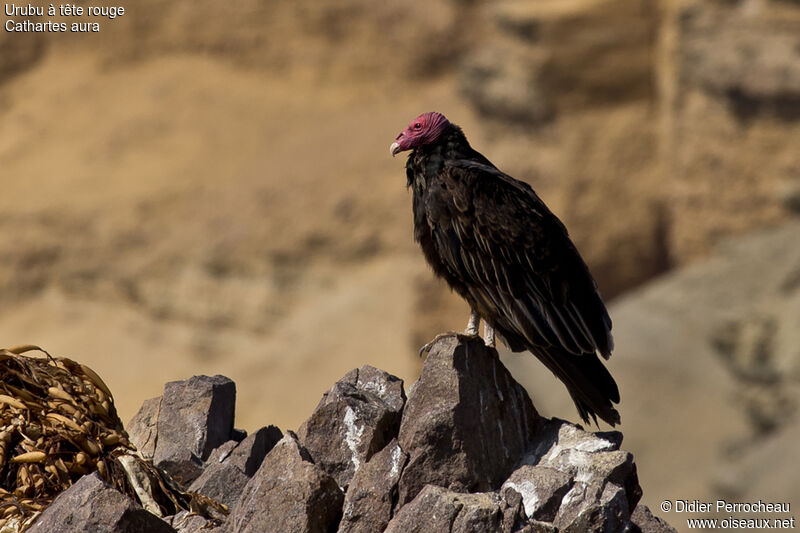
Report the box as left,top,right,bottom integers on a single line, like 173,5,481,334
430,158,620,425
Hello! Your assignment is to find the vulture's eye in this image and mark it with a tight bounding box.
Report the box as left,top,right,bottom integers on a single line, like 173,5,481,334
414,123,422,130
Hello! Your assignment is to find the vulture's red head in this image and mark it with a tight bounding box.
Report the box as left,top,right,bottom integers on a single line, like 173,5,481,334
390,112,451,157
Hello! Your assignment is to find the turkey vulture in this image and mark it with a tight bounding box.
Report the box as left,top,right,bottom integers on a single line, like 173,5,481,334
391,112,620,426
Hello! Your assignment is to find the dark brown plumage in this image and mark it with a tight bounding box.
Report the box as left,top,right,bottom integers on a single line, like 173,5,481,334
391,112,620,426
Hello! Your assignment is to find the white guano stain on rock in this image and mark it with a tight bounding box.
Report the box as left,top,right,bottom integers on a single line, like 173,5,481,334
503,480,541,518
566,450,596,483
573,436,615,453
389,445,403,479
344,406,365,470
561,483,585,509
360,378,387,399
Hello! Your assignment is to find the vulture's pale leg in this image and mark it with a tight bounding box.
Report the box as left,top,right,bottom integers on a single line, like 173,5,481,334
484,323,496,348
465,310,480,336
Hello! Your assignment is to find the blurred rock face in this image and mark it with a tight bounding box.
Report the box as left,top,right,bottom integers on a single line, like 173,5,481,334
611,221,800,513
455,0,800,294
673,1,800,261
2,0,798,341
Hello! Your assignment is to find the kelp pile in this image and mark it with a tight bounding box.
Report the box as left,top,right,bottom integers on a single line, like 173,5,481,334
0,346,206,531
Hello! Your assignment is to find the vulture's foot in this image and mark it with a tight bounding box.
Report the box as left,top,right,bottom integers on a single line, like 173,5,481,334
484,323,496,348
465,310,480,336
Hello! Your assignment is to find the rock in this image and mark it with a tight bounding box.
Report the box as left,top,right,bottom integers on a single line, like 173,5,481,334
126,396,161,460
490,418,641,533
778,179,800,214
187,454,247,511
297,365,405,489
188,425,283,508
682,5,800,106
628,505,678,533
667,1,800,263
338,439,407,533
23,335,673,532
501,466,572,522
459,0,655,123
153,375,236,486
166,511,217,533
226,425,283,475
521,419,640,510
396,335,540,506
460,44,553,125
29,473,175,533
225,432,344,533
553,481,630,533
385,484,525,533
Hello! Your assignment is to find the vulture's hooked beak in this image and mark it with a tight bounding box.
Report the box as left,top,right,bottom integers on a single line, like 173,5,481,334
390,142,402,157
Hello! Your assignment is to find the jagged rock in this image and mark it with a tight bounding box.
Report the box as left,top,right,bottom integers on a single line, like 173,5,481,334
226,425,283,475
521,419,640,509
126,396,160,461
385,484,525,533
297,365,405,489
396,335,540,506
24,335,674,532
225,432,344,533
553,481,630,533
166,511,217,533
501,466,572,522
29,473,175,533
338,438,407,533
188,425,283,507
628,505,678,533
153,375,237,486
501,417,641,532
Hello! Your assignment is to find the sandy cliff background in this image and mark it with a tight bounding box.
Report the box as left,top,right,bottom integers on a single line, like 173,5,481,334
2,0,800,530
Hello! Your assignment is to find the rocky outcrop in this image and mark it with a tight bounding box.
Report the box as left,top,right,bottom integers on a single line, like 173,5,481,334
296,365,405,489
152,375,238,485
28,474,175,533
225,432,344,533
396,336,540,506
28,335,672,532
338,438,406,533
188,425,283,508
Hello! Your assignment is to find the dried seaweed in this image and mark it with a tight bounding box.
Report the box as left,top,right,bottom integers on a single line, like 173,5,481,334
0,346,224,532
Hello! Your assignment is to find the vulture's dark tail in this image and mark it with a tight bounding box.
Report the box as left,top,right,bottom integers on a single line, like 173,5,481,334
536,345,621,427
